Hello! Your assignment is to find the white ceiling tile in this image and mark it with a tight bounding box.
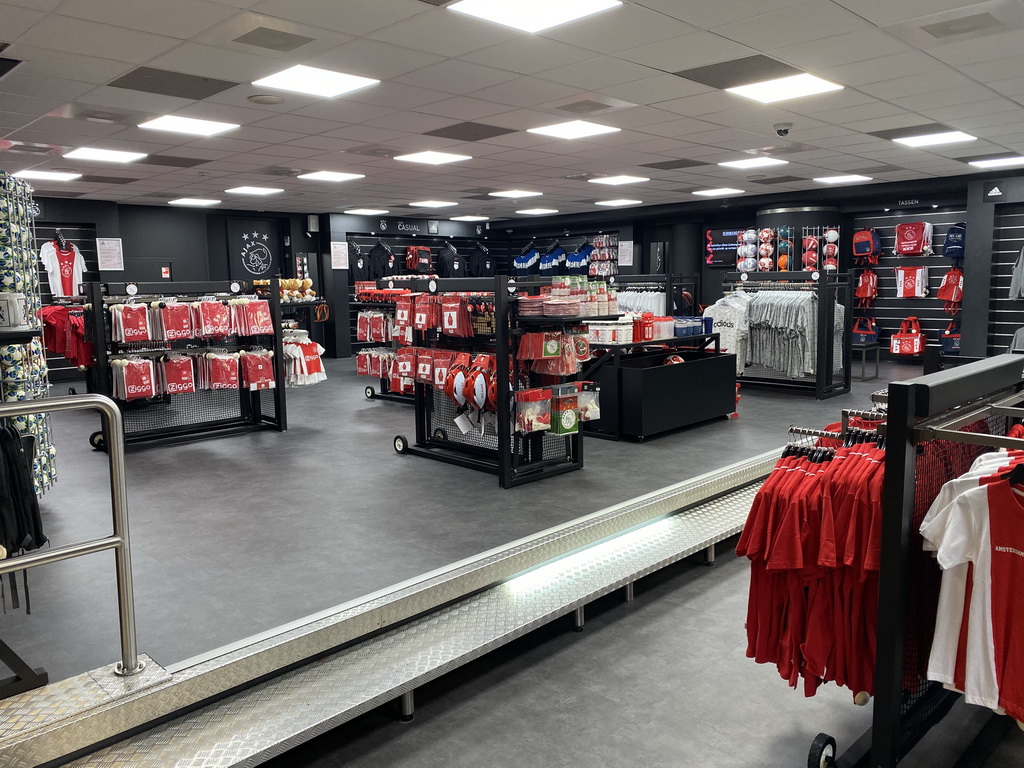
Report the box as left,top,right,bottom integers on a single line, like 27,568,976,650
714,1,872,47
0,71,95,102
307,39,444,81
859,70,982,99
293,100,393,124
14,15,180,62
621,31,755,74
0,111,35,129
834,0,1008,27
597,74,713,105
341,82,453,110
280,135,362,151
952,108,1024,130
251,0,428,36
74,85,196,115
0,3,45,37
467,77,581,109
539,4,695,53
227,125,305,143
819,50,948,86
54,0,238,39
249,113,346,134
189,12,352,58
17,115,127,137
637,0,808,28
535,57,654,92
961,55,1024,83
923,98,1022,122
460,37,596,77
246,144,324,158
395,60,518,95
367,11,519,58
771,29,913,71
360,112,448,133
2,0,63,10
898,84,1001,111
146,44,284,83
412,96,509,122
928,29,1024,67
654,91,752,117
0,91,72,115
319,124,407,143
2,44,135,85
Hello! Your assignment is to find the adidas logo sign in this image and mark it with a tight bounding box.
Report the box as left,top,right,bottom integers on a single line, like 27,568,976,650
989,186,1003,196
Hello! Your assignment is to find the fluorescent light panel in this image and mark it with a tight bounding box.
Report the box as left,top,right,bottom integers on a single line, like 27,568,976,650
489,190,542,198
893,131,976,147
13,170,82,181
168,198,220,206
395,151,472,165
517,208,558,215
595,199,642,207
589,175,649,186
409,200,458,208
64,147,147,163
297,171,365,182
969,156,1024,169
252,65,379,98
692,188,744,197
226,186,283,195
345,208,390,215
815,175,873,184
719,157,788,169
726,73,843,104
448,0,622,33
452,215,489,221
527,120,620,140
139,115,239,136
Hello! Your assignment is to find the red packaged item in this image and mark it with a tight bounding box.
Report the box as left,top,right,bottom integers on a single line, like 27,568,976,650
415,348,434,384
395,295,414,329
241,351,276,391
160,356,195,395
122,359,155,401
396,346,417,378
441,296,472,338
357,312,371,342
208,354,240,390
299,343,324,378
433,350,454,390
369,313,387,343
368,351,384,378
244,300,274,335
515,388,552,433
356,349,370,377
161,303,193,341
116,304,151,342
195,301,230,339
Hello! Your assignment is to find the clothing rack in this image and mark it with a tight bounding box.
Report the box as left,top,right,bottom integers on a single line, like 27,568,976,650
83,280,287,449
721,271,851,399
610,273,699,316
814,354,1024,768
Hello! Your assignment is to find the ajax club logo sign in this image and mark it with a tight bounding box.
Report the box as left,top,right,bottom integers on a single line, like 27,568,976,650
240,231,273,276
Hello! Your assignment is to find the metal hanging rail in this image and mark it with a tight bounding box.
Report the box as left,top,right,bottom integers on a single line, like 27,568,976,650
0,394,142,689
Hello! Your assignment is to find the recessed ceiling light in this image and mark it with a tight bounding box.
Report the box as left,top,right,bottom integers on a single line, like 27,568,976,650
13,170,82,181
251,64,380,98
719,157,789,169
64,147,147,163
588,175,650,186
726,73,843,104
969,156,1024,169
409,200,459,208
448,0,622,33
893,130,976,148
345,208,390,215
488,189,542,198
595,199,642,207
297,171,365,182
814,175,873,184
452,215,490,222
527,120,620,140
517,208,559,215
225,186,284,195
139,115,239,137
692,188,744,197
395,151,473,165
168,198,221,206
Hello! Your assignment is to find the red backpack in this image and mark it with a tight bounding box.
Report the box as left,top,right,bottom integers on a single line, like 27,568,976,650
936,267,964,314
852,228,882,265
855,269,878,308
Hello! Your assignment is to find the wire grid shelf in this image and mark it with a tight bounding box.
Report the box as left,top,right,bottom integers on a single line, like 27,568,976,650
122,389,253,436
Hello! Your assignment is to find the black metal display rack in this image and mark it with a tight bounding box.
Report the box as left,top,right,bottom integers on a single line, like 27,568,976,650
812,354,1024,768
351,299,414,405
84,280,287,449
389,275,596,488
722,270,852,399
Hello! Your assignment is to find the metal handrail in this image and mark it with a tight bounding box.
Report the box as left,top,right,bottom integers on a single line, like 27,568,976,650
0,394,142,677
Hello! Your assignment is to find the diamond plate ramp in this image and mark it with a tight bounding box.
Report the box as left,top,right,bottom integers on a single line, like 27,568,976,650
68,483,760,767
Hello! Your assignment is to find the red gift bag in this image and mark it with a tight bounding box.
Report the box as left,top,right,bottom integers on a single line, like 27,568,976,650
891,317,925,356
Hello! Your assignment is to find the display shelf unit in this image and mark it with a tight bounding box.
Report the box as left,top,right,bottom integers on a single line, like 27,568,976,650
610,273,700,317
84,280,287,449
579,334,736,441
814,355,1024,768
387,276,585,488
350,299,414,405
722,271,851,399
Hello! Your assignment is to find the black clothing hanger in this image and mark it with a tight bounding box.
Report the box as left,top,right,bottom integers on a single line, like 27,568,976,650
54,229,68,250
545,240,561,254
520,240,536,256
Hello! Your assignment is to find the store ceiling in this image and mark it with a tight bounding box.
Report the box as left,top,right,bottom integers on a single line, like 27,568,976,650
2,0,1024,218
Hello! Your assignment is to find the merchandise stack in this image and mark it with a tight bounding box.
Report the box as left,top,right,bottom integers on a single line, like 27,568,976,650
0,171,56,494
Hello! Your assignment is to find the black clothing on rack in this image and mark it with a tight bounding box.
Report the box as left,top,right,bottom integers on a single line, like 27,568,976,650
438,243,468,278
469,244,495,277
349,241,371,282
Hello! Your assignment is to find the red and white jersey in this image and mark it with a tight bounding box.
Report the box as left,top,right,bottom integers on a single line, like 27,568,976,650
895,221,934,256
39,241,86,297
921,479,1024,719
895,266,929,298
159,356,195,395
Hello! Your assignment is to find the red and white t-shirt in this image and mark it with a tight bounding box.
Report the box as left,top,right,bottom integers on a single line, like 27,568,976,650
921,479,1024,719
39,241,86,297
895,266,929,298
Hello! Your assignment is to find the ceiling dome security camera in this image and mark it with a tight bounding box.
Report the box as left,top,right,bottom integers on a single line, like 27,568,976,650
775,122,793,137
